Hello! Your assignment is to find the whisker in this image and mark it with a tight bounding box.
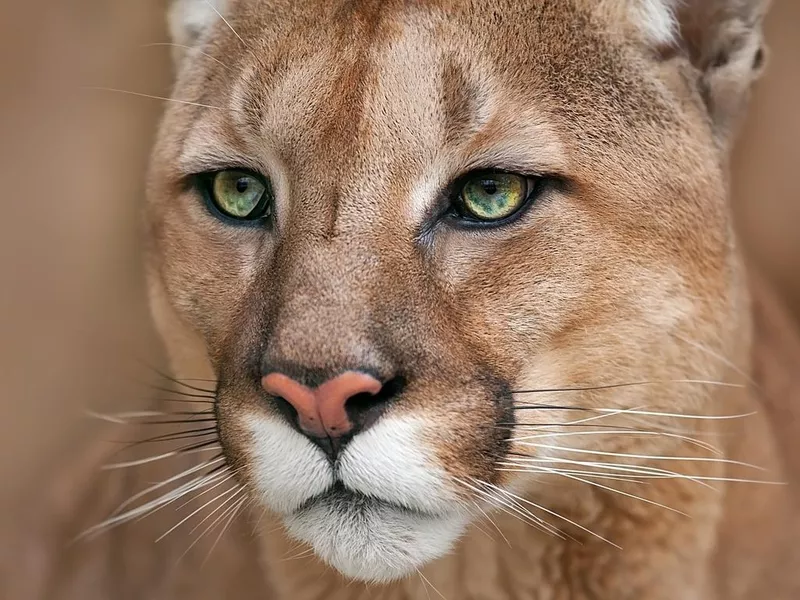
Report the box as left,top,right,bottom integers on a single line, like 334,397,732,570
175,490,244,564
149,385,216,399
502,453,717,489
454,478,564,540
203,0,250,49
500,459,786,486
78,468,226,541
102,445,222,470
416,569,448,600
511,465,689,516
512,443,763,470
175,469,235,510
157,480,239,542
672,334,755,386
81,86,220,109
508,429,722,456
140,42,230,70
471,478,621,549
279,547,317,563
201,493,250,565
134,418,219,426
133,358,218,394
589,408,757,421
470,500,511,547
119,427,218,447
497,465,648,485
112,458,225,516
500,422,635,429
510,405,587,412
511,379,745,396
417,569,433,600
156,397,215,405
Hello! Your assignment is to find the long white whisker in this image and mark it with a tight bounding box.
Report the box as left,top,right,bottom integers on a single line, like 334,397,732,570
81,86,220,109
516,466,689,516
499,463,785,486
498,465,650,484
140,42,230,70
454,478,565,540
470,500,511,547
515,443,765,470
203,0,250,49
203,494,249,565
189,486,246,535
102,446,222,470
176,491,243,563
557,406,649,427
471,478,621,549
156,477,238,542
513,379,745,397
175,471,235,510
77,470,225,540
112,457,225,515
417,568,433,600
672,334,755,386
500,457,717,489
510,430,722,456
416,569,448,600
591,408,757,421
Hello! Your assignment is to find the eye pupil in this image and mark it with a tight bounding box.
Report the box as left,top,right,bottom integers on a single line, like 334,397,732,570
481,180,498,195
235,178,249,193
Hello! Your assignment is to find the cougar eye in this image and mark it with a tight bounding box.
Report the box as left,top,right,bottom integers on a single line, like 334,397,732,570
454,171,534,223
207,169,272,221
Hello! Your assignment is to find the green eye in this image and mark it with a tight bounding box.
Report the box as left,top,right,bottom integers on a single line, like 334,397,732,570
209,170,271,220
457,172,531,222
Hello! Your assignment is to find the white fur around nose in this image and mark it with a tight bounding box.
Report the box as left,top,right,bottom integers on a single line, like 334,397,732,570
337,415,461,514
246,415,334,514
246,413,469,582
631,0,678,46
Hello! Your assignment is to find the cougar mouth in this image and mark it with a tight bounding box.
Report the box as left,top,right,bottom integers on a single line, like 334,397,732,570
283,482,468,583
295,482,432,518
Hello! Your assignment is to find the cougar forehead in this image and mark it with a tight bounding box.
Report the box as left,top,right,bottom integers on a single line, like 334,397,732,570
145,0,745,585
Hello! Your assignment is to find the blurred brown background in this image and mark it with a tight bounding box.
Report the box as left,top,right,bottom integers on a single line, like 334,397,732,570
0,0,797,583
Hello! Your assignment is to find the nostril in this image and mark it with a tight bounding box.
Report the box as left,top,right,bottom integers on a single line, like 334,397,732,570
345,375,406,433
272,394,299,428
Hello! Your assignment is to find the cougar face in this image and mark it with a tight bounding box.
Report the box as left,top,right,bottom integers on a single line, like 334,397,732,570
146,0,767,583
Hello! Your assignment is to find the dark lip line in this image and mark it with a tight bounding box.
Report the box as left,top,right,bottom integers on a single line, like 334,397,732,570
293,482,439,519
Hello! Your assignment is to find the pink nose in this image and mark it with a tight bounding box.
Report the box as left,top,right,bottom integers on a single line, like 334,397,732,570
261,371,383,439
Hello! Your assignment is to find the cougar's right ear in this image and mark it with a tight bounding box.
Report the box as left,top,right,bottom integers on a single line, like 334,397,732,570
167,0,227,67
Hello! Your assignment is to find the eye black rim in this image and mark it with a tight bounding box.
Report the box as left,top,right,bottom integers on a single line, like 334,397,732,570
195,168,274,226
447,168,547,229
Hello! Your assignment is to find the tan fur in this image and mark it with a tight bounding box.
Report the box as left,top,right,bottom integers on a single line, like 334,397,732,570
135,0,798,598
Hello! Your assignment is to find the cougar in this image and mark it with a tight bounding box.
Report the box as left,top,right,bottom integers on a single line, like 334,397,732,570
89,0,800,598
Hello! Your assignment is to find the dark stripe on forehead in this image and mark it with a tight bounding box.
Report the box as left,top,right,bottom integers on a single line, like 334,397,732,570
440,57,488,147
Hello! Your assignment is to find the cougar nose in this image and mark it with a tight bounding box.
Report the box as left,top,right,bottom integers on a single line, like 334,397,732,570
261,371,390,452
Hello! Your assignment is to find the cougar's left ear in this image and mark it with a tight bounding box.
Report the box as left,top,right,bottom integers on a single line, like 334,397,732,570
167,0,227,67
607,0,771,148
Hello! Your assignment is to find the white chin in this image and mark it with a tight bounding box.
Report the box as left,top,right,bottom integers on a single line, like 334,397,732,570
283,493,467,583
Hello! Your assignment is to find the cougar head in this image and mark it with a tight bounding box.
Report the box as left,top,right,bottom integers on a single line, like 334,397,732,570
146,0,768,583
